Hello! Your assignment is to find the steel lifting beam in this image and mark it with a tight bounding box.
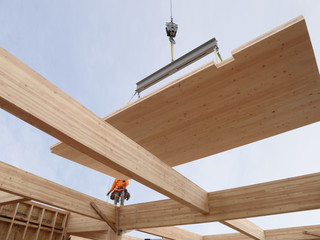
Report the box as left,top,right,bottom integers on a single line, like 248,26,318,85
136,37,218,94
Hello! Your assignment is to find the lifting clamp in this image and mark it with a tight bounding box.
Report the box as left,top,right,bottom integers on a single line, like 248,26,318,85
166,0,178,62
166,17,178,62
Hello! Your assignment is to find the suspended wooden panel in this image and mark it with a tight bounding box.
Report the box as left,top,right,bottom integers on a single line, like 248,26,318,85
51,15,320,177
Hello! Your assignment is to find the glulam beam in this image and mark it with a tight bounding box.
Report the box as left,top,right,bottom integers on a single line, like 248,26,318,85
0,191,26,206
120,172,320,229
71,232,109,240
68,213,202,240
0,46,209,214
220,219,265,240
203,224,320,240
67,213,109,234
139,226,202,240
0,161,114,222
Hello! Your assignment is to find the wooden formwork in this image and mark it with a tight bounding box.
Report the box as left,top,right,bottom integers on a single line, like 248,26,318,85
0,201,69,240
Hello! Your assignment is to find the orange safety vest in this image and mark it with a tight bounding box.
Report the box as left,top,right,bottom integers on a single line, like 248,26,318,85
109,179,129,192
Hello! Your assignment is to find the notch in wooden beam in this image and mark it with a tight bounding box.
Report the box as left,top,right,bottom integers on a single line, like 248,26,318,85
303,231,320,238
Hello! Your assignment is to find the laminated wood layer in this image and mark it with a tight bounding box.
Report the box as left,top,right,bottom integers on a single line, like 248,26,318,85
51,16,320,178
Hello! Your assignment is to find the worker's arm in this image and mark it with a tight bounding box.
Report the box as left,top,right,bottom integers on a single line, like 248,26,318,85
125,180,129,188
108,179,118,194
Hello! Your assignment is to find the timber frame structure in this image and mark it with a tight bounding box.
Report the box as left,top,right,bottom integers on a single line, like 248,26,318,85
0,15,320,240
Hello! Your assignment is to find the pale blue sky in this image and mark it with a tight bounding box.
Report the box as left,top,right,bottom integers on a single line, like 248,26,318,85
0,0,320,238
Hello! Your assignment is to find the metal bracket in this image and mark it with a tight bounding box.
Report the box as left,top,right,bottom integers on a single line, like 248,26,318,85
136,37,218,94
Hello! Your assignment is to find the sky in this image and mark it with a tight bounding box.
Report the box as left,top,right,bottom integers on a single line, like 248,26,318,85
0,0,320,238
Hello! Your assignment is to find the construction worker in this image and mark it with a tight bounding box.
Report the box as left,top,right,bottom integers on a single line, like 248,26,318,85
107,178,129,206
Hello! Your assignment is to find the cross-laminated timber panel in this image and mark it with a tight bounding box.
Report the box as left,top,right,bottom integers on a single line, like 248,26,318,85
51,15,320,179
0,46,209,213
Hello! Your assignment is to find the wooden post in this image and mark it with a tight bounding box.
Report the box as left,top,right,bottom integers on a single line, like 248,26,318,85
5,203,19,240
22,204,34,240
60,213,69,240
35,208,45,240
49,212,58,240
108,228,122,240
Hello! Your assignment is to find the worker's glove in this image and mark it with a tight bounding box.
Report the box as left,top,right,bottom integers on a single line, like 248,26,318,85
107,192,110,196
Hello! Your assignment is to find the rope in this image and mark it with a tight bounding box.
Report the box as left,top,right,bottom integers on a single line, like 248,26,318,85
218,51,223,62
171,43,174,62
214,48,223,63
214,49,219,63
127,91,137,105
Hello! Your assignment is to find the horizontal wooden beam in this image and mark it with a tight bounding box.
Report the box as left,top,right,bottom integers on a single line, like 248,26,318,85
220,219,265,240
139,226,202,240
71,231,109,240
51,141,129,179
67,213,202,240
68,212,201,240
122,236,143,240
120,172,320,229
0,161,115,222
0,46,209,214
70,236,93,240
67,213,109,233
203,224,320,240
0,191,26,206
71,232,142,240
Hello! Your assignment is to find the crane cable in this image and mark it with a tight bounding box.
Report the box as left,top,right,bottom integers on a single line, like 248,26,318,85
214,47,223,63
170,0,174,62
214,49,219,63
127,91,137,105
